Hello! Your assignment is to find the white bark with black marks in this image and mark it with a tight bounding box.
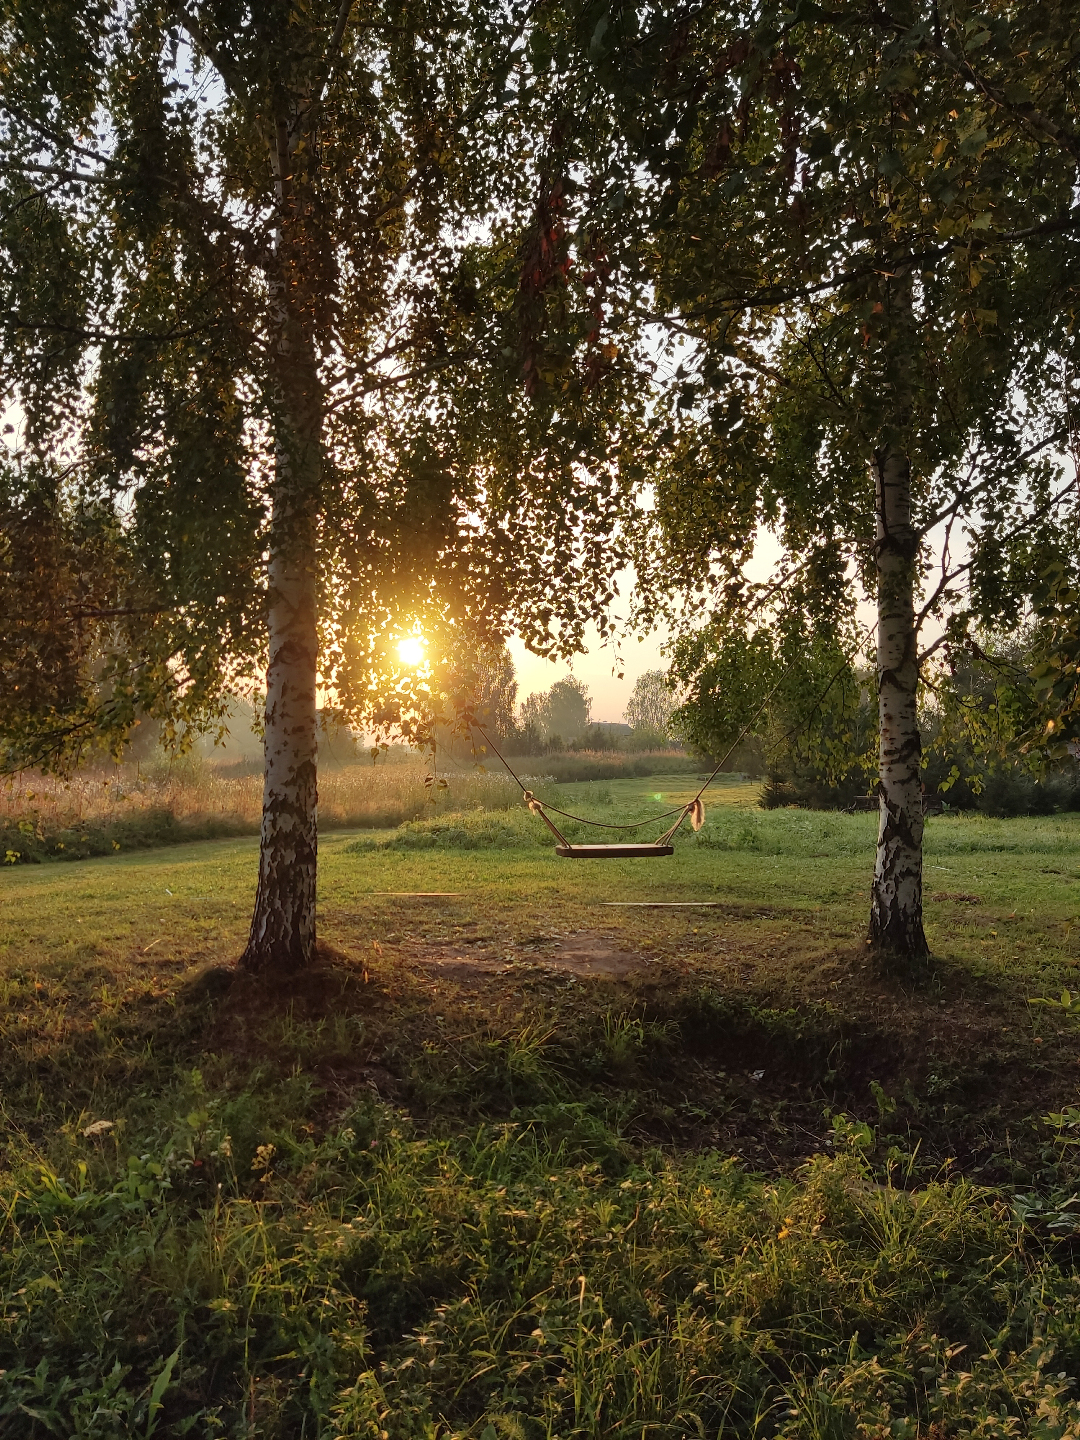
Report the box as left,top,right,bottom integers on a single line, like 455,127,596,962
241,98,322,974
241,458,320,974
869,445,929,963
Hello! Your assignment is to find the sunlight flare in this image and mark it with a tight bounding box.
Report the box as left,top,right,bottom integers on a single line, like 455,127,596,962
397,634,426,667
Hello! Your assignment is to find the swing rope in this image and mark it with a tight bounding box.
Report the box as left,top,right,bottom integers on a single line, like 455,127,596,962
471,616,879,852
470,663,790,848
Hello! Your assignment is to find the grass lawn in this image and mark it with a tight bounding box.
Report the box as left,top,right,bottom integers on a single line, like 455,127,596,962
2,778,1080,1436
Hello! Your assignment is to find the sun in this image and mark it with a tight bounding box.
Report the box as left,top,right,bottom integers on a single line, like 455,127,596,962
397,635,426,667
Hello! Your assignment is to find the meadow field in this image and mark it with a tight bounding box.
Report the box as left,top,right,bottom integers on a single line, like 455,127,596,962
0,756,537,863
0,752,699,864
2,773,1080,1435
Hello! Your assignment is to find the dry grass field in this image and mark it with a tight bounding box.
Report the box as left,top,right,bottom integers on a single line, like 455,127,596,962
0,756,549,863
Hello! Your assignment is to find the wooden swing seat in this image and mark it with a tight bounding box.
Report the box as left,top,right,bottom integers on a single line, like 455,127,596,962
555,843,675,859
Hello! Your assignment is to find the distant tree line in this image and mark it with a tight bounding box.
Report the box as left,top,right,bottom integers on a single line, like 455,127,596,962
437,651,682,757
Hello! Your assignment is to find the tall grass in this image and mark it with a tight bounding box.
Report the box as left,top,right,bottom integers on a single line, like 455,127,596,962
515,749,702,783
0,758,549,863
3,1071,1079,1438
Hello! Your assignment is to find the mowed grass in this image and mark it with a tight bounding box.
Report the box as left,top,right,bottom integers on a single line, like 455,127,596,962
7,778,1080,987
2,786,1080,1436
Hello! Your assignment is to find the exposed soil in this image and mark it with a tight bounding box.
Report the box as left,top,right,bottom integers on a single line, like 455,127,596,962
411,930,653,983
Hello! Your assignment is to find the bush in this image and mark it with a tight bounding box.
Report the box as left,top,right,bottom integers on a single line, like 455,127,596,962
623,723,676,752
0,807,254,864
760,770,870,811
761,754,1080,817
921,753,1080,817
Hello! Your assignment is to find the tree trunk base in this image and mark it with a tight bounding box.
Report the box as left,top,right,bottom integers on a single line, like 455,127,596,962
867,907,931,976
239,812,318,977
239,932,314,976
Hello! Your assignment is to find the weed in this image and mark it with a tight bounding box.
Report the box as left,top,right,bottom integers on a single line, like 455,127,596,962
4,1095,1080,1436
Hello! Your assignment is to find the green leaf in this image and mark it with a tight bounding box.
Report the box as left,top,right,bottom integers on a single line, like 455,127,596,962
145,1347,181,1438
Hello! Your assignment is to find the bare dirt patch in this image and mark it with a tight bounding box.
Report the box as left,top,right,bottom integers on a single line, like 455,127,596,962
412,953,509,984
543,932,652,978
410,929,652,985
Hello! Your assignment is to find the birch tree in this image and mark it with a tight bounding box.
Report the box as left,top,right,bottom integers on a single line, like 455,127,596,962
513,0,1080,966
624,670,675,734
0,0,633,973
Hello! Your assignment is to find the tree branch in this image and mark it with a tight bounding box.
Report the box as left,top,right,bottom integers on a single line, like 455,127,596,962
359,9,533,229
915,473,1080,647
657,214,1080,324
71,606,175,620
325,349,478,409
315,0,357,103
170,4,247,99
814,7,1080,166
0,129,274,272
916,427,1070,537
0,99,115,167
0,176,71,223
915,36,1080,168
2,311,212,344
0,161,116,184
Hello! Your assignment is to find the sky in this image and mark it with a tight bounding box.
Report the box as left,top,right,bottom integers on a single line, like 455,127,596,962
509,623,670,725
511,529,792,723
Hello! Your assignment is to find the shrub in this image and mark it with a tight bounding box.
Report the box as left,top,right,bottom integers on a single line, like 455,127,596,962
760,771,869,811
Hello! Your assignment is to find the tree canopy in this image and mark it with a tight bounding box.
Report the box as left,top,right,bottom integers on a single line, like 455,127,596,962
518,675,592,742
0,0,644,969
509,0,1079,629
503,0,1079,962
0,0,632,764
442,641,519,745
624,668,676,734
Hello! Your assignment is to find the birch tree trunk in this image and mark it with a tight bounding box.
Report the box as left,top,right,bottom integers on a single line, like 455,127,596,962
240,432,320,974
240,102,322,975
868,443,929,964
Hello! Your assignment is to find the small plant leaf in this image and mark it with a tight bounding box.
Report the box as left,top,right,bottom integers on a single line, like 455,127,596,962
145,1347,180,1438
